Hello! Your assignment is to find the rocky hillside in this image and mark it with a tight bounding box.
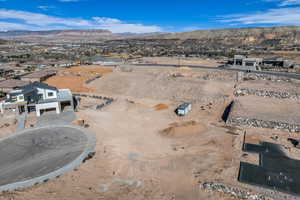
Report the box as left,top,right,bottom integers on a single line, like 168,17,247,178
97,26,300,59
1,26,300,59
0,29,121,42
149,26,300,47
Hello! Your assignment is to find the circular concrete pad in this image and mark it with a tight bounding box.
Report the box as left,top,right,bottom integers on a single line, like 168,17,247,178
0,126,95,192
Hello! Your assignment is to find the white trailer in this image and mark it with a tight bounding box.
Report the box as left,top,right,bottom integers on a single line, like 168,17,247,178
176,103,192,116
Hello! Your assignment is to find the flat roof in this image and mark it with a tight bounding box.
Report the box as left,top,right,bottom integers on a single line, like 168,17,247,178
178,103,191,110
234,55,246,59
243,58,262,62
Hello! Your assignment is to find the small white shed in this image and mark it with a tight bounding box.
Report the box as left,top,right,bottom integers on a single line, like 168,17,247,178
176,103,192,116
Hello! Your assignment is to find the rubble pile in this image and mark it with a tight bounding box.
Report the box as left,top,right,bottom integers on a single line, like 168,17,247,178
201,182,267,200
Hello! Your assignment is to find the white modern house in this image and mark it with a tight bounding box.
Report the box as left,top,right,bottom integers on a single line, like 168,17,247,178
0,82,74,117
229,55,262,71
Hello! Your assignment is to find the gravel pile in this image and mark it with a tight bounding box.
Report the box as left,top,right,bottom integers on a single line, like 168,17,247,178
201,182,267,200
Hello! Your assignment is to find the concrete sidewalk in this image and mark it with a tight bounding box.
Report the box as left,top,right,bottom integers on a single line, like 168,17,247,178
16,114,26,131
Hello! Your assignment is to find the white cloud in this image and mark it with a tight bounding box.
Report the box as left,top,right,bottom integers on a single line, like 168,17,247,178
262,0,300,6
0,9,162,33
220,7,300,25
0,22,32,31
279,0,300,6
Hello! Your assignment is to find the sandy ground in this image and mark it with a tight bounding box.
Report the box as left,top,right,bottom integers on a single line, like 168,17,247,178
231,96,300,124
0,65,299,200
0,97,242,200
90,67,235,104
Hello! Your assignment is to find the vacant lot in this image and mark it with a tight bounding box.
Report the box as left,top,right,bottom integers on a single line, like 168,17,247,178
1,66,300,200
44,65,113,93
89,67,235,104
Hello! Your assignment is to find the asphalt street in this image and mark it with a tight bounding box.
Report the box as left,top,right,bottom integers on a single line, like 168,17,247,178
0,126,88,188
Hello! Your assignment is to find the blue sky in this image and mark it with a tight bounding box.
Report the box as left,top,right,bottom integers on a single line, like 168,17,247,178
0,0,299,33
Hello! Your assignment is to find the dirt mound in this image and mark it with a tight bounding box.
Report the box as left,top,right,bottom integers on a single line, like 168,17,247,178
154,104,169,111
160,121,207,138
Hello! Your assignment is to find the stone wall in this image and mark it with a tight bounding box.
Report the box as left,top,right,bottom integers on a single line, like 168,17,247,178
73,93,114,111
234,88,300,100
242,73,292,82
227,116,300,133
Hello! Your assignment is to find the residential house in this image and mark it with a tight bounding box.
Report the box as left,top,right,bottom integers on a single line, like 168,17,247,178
0,82,74,117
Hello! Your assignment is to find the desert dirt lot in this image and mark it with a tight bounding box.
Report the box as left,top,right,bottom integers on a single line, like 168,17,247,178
1,66,300,200
44,65,113,93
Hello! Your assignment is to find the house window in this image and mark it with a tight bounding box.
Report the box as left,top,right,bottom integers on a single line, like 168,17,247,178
48,92,54,97
38,94,43,100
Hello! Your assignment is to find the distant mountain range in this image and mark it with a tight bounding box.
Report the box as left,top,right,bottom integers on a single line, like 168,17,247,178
0,26,300,48
148,26,300,46
0,29,120,42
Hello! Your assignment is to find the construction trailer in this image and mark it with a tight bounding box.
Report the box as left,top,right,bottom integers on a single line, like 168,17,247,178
176,103,192,116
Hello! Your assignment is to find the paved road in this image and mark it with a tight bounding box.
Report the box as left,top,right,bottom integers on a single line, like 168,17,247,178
122,63,300,80
0,126,90,190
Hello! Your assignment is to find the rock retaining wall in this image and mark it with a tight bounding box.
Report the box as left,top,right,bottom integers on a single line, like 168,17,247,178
242,73,292,82
74,93,114,111
234,88,300,101
227,116,300,133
